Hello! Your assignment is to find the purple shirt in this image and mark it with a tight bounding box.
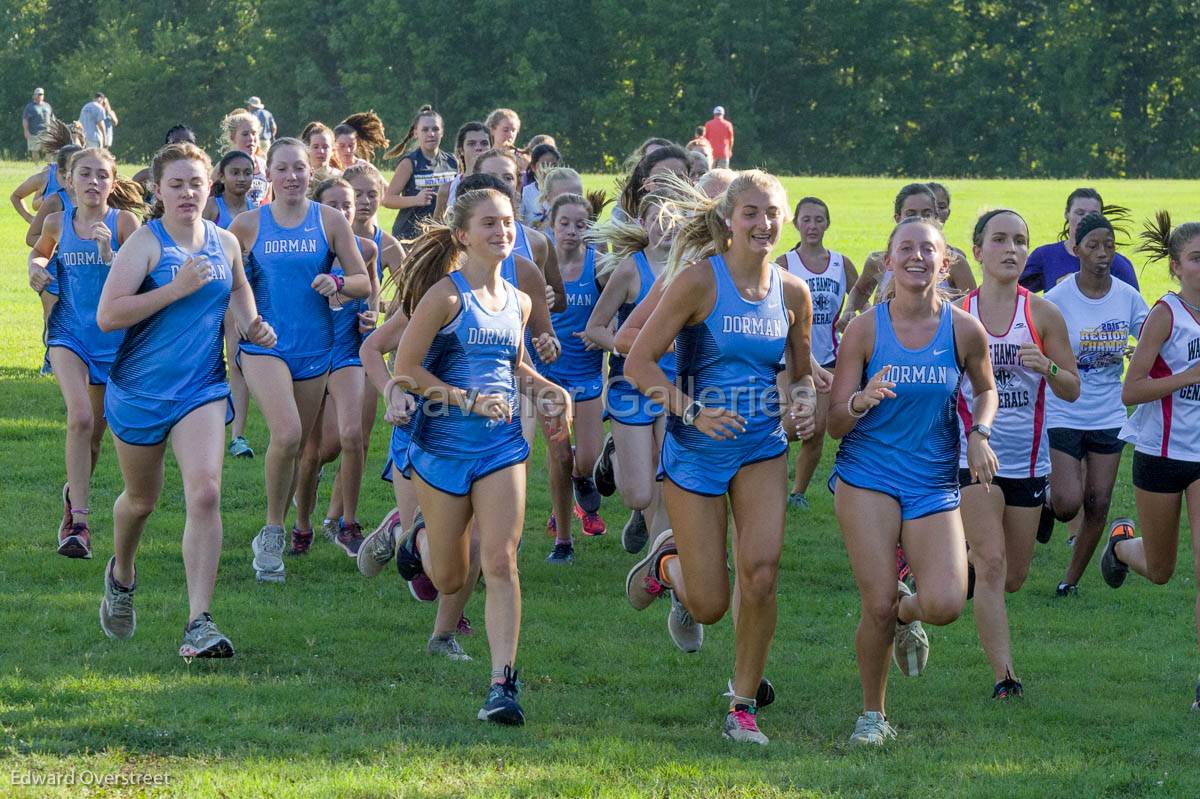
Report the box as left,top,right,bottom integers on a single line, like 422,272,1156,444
1019,241,1139,294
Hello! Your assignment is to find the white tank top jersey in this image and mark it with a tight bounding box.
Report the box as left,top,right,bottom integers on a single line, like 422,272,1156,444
956,287,1049,477
783,249,845,366
1044,275,1149,430
1122,293,1200,461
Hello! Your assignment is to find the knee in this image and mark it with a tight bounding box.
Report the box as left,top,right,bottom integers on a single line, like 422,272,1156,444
66,406,95,436
121,491,157,520
1083,490,1112,519
1004,563,1030,593
339,423,364,455
186,476,221,516
736,560,778,605
617,482,653,510
271,424,303,458
688,592,730,626
429,563,467,595
919,590,965,626
1146,561,1175,585
972,549,1007,587
862,595,900,630
481,543,518,584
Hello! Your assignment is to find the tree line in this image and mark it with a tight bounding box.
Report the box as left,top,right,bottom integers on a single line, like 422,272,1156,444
4,0,1197,177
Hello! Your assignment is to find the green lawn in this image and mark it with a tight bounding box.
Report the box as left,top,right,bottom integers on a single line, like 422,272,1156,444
2,161,1199,798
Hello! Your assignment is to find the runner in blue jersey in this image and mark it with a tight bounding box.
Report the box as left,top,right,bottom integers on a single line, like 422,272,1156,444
585,191,679,556
11,120,79,225
540,194,606,563
27,147,142,559
389,187,571,725
228,138,370,584
94,143,276,659
292,177,380,558
203,150,260,458
25,143,83,334
828,216,998,745
623,171,818,746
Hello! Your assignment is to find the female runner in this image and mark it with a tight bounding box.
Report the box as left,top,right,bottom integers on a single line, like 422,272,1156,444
220,110,268,206
301,121,341,184
390,186,571,724
95,142,276,656
333,111,388,171
227,138,370,583
956,209,1079,698
383,105,456,240
623,171,817,745
433,121,492,222
28,147,142,558
829,216,997,744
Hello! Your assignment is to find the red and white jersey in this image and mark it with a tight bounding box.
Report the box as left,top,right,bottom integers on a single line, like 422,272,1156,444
957,287,1049,477
1128,293,1200,461
783,249,845,366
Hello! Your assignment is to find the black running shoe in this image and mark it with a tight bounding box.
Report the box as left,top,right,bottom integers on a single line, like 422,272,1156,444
757,677,776,710
1100,518,1135,588
621,509,649,554
478,666,524,725
1036,502,1055,544
993,676,1024,699
573,475,602,514
967,562,976,601
546,541,574,564
395,514,426,582
1055,581,1078,598
593,433,617,497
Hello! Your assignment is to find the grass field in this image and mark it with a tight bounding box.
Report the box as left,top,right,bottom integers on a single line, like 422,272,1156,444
2,160,1200,798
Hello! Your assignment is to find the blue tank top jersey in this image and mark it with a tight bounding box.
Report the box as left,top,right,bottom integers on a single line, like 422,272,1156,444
499,223,533,286
608,250,676,381
244,201,336,358
412,271,524,457
43,163,61,200
372,226,385,282
667,255,788,446
546,247,603,385
330,238,370,351
47,207,125,360
109,220,233,399
57,187,74,214
214,195,259,230
835,302,962,491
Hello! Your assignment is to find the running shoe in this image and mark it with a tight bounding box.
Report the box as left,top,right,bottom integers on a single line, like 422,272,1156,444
574,503,606,536
896,545,911,583
252,524,286,583
893,580,928,677
321,517,341,545
59,482,71,537
457,615,474,636
593,433,616,497
545,514,557,538
287,526,314,556
1055,581,1078,598
626,530,675,610
993,676,1024,699
99,556,136,640
179,613,234,659
477,666,524,725
726,678,777,710
1066,535,1076,548
787,491,810,510
228,436,254,458
1100,518,1135,588
358,510,400,577
722,705,768,745
57,521,92,560
1036,500,1055,544
395,522,438,602
621,509,648,554
573,475,602,514
427,634,471,661
335,521,365,557
667,590,703,652
849,711,897,745
546,541,575,564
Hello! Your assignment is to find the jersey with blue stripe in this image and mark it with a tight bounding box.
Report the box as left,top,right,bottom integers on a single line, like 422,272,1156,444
43,163,61,200
243,201,336,359
330,238,370,353
371,226,384,282
46,207,125,361
412,271,524,457
835,301,962,491
609,250,675,381
108,220,232,399
214,195,259,229
546,246,603,386
667,255,788,446
499,222,533,285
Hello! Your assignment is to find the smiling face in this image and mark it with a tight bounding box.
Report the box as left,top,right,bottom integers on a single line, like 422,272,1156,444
268,143,311,204
349,175,381,223
457,195,516,261
794,202,829,246
307,132,332,168
71,154,114,209
1077,227,1115,277
158,158,210,223
552,201,589,251
974,212,1029,283
727,185,786,259
884,221,948,291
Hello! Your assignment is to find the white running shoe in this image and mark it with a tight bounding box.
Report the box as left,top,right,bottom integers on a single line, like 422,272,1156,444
667,590,703,653
722,707,768,745
252,525,286,583
849,711,897,745
358,509,401,578
893,580,928,676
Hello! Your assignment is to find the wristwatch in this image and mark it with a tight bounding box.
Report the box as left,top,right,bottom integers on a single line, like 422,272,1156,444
682,400,703,426
969,423,992,440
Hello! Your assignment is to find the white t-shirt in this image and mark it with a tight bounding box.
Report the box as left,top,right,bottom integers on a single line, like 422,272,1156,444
519,182,543,226
1045,275,1148,430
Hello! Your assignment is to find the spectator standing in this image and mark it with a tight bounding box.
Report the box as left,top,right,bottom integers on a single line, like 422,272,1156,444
99,94,118,148
703,106,734,168
247,96,276,147
79,94,106,149
22,88,54,159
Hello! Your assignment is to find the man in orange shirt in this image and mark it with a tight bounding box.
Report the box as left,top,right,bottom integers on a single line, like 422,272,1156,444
703,106,734,168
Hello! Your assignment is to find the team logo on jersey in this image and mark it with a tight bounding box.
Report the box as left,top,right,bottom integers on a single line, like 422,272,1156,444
1077,318,1129,372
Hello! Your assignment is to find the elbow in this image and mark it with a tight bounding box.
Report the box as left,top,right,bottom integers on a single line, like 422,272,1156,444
1120,386,1134,406
96,308,118,333
551,298,567,314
